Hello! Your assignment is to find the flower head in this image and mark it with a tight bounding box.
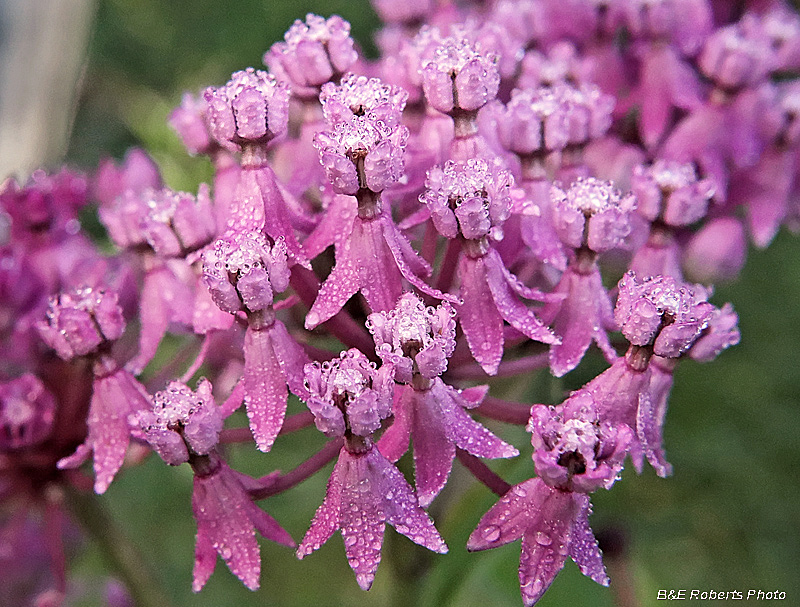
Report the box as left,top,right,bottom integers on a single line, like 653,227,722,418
421,159,514,241
529,392,632,493
101,186,215,257
265,14,358,98
367,293,456,383
204,68,290,152
698,19,774,91
0,169,88,239
202,232,289,315
630,160,714,226
550,177,636,253
168,92,215,156
420,38,500,115
319,73,407,128
303,349,393,440
93,148,162,208
497,87,572,157
135,379,223,466
36,287,125,361
314,114,409,195
615,271,714,357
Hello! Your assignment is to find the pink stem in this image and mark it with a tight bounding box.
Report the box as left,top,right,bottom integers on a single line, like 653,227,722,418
474,396,532,425
249,438,343,499
456,449,511,496
421,220,438,266
180,333,211,383
435,238,461,294
447,350,550,380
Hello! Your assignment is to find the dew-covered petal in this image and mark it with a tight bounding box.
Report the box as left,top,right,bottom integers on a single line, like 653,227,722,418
458,254,504,375
381,216,459,305
377,384,412,463
484,252,559,346
192,463,262,591
88,370,147,494
543,266,617,377
467,478,543,551
253,166,309,268
411,387,456,507
245,499,295,548
192,521,218,592
637,363,674,478
377,448,447,554
128,264,194,375
305,235,362,329
567,494,609,586
433,380,519,460
297,448,345,558
340,449,386,590
243,326,288,452
517,488,579,607
269,319,311,398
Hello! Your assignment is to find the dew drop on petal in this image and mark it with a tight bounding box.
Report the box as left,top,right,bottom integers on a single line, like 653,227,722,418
482,525,501,542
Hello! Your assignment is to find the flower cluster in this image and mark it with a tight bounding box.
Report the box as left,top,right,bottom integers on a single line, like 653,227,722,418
5,0,798,605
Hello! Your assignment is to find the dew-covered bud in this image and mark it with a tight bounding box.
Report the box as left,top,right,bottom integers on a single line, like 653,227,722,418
517,41,591,90
0,374,56,449
698,20,774,91
421,159,513,241
168,92,214,156
314,115,408,194
204,68,290,152
102,186,216,256
555,82,615,148
136,379,222,465
37,287,125,360
303,349,393,439
367,293,456,383
420,38,500,115
320,73,408,128
615,271,715,357
265,14,358,98
202,232,289,315
528,391,632,493
497,87,571,156
139,186,216,257
550,178,636,252
630,160,714,226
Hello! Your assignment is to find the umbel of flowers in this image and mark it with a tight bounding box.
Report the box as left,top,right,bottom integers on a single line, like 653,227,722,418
3,0,797,605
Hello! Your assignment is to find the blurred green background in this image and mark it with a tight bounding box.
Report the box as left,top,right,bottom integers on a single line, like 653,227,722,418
54,1,800,606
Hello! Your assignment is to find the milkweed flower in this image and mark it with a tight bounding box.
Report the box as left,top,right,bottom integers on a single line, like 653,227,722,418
298,349,447,590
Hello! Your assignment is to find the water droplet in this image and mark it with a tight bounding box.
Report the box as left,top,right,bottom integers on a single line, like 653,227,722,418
482,525,501,542
535,531,551,546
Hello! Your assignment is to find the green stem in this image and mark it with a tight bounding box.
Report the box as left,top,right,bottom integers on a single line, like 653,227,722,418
66,488,173,607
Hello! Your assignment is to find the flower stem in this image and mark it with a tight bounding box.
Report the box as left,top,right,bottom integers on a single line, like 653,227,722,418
456,449,511,496
249,438,343,499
